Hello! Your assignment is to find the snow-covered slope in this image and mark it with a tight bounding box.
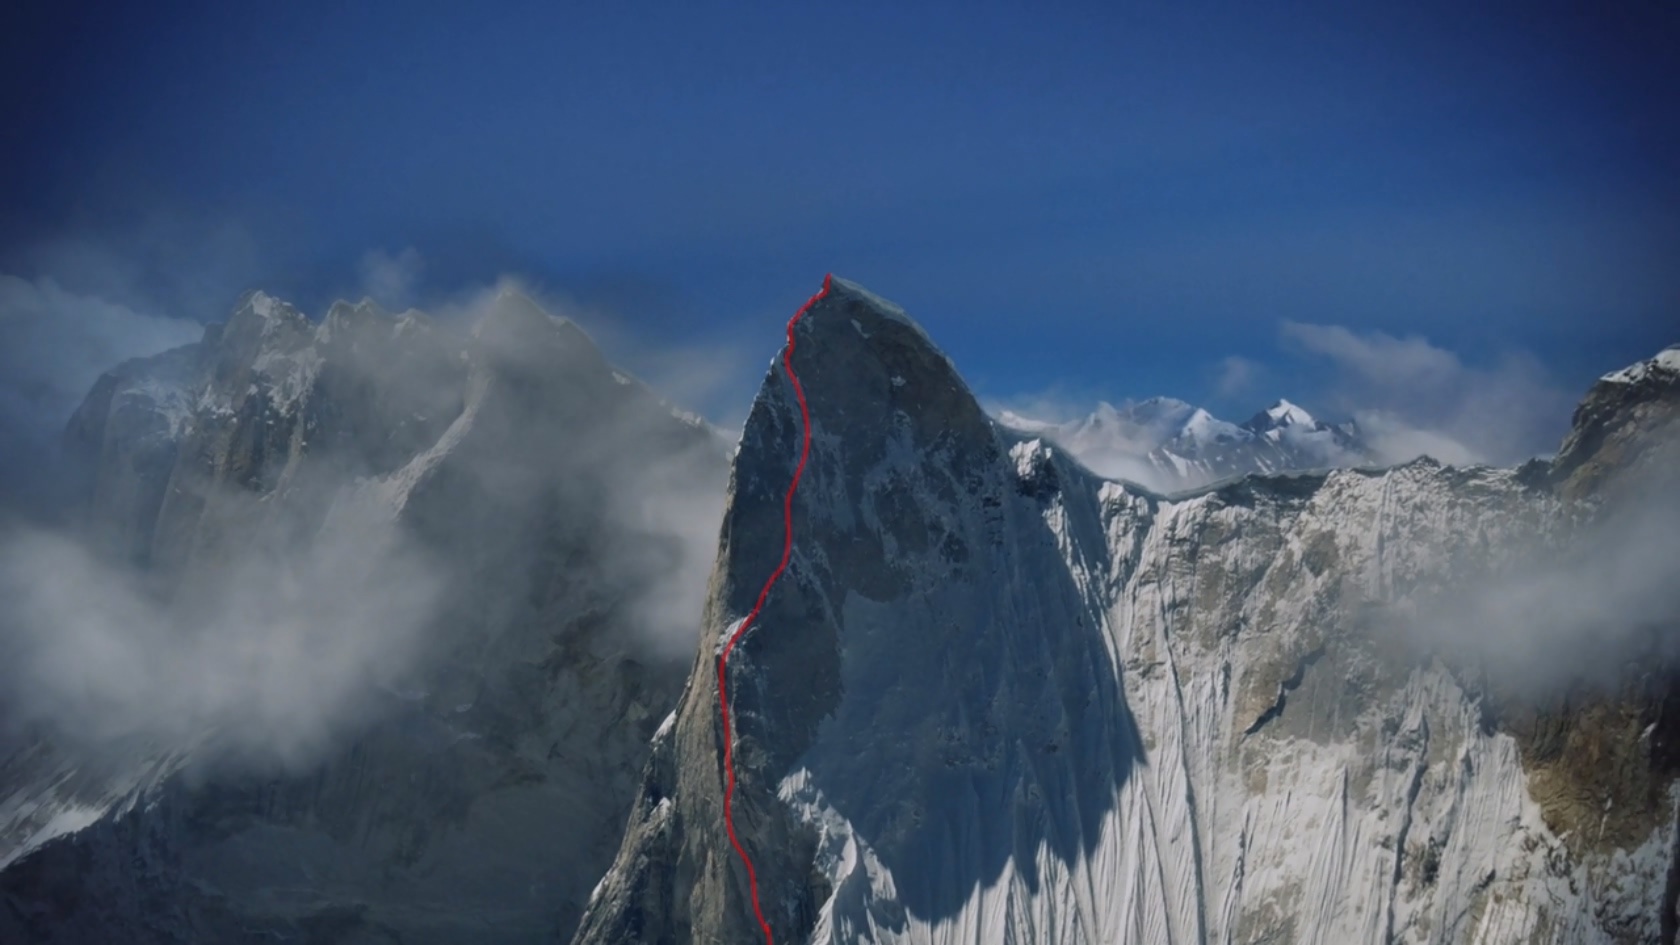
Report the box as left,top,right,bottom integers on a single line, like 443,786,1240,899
1600,345,1680,387
1553,343,1680,502
576,279,1679,944
0,289,731,944
997,396,1369,493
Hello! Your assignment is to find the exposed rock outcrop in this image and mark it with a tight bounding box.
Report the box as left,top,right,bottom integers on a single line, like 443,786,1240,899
577,279,1680,944
2,289,728,944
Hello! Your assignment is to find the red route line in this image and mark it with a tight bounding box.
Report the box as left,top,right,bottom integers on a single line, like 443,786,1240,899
717,272,831,945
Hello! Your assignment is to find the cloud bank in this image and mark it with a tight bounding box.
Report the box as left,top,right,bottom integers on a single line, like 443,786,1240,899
0,495,444,772
357,246,424,310
0,272,733,776
1281,320,1575,467
1400,445,1680,695
440,277,733,660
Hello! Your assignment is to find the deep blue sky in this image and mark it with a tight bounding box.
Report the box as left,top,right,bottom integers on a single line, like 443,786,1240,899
3,0,1676,433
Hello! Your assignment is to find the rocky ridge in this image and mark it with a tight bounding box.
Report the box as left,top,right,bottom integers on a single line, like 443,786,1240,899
2,288,728,943
576,278,1680,944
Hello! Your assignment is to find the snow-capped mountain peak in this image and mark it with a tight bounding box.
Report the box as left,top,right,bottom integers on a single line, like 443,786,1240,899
1177,405,1242,444
1255,397,1316,429
578,279,1680,945
1600,343,1680,386
994,394,1367,492
13,283,734,944
228,289,308,338
243,289,285,320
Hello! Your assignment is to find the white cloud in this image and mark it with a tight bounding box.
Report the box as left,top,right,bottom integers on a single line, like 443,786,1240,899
1281,320,1574,466
0,273,201,464
1281,322,1462,391
436,281,734,659
982,386,1102,429
1403,447,1680,694
0,493,444,770
1212,354,1262,401
982,391,1191,492
17,216,262,323
357,247,424,310
0,213,259,507
0,272,734,771
428,273,756,432
1341,412,1481,467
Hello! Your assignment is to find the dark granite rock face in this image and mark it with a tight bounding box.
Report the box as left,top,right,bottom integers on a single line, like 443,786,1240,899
1551,345,1680,502
577,279,1141,944
577,284,1680,945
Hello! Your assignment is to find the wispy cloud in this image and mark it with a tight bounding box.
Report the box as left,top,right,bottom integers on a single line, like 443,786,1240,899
0,275,200,430
0,271,731,775
981,384,1110,429
357,246,424,310
1280,321,1574,466
12,215,262,323
1211,354,1263,402
981,388,1192,491
1400,444,1680,694
430,273,756,432
431,280,734,658
0,495,444,771
0,212,266,510
0,273,201,508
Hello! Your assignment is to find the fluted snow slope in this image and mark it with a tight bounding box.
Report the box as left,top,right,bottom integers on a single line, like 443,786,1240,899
577,279,1679,945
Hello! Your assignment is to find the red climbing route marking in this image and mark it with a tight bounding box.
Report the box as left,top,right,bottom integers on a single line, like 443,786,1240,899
717,272,831,945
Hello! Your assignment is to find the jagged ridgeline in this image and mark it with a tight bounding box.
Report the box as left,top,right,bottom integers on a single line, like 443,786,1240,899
997,396,1374,494
1,288,730,943
576,279,1680,945
1,277,1676,945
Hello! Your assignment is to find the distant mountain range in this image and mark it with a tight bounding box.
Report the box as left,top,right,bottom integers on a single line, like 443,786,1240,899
996,395,1370,492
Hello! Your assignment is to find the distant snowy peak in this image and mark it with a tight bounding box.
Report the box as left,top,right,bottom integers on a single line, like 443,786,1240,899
1107,396,1206,440
1055,397,1242,452
1248,398,1316,430
996,394,1370,492
1176,405,1243,445
1244,398,1363,454
71,288,732,472
1599,344,1680,386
